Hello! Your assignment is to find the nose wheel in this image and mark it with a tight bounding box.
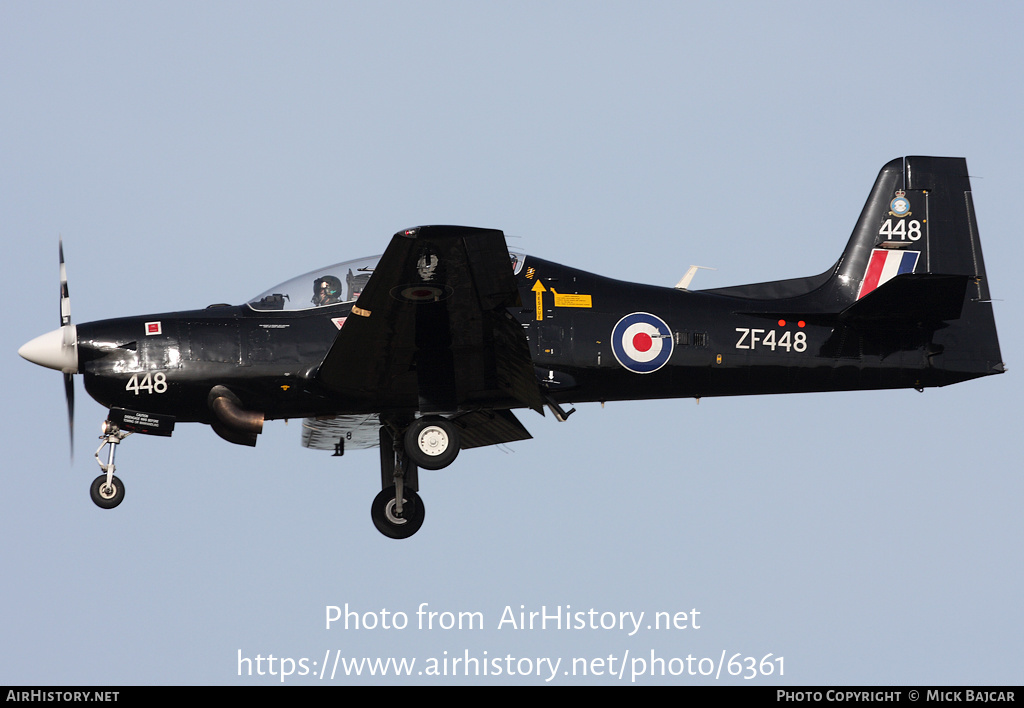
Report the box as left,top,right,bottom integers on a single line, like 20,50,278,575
90,473,125,509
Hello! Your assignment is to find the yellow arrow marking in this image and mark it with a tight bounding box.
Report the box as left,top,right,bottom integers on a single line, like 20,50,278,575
550,289,592,308
532,280,546,320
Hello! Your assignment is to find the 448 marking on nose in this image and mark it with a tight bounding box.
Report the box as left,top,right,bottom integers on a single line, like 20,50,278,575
125,372,168,395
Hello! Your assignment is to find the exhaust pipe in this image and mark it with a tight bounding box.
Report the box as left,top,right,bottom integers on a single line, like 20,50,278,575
208,385,264,435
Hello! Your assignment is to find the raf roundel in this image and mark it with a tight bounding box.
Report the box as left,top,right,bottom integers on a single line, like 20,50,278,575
611,312,674,374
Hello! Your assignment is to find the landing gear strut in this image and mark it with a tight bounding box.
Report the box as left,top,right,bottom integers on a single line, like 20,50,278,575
371,422,424,539
91,420,131,509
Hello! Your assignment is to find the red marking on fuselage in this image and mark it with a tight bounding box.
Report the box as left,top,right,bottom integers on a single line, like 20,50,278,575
632,332,653,352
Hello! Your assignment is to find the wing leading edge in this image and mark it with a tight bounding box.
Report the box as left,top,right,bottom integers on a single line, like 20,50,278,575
315,225,544,416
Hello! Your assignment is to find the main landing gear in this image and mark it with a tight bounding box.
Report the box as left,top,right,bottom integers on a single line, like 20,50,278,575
371,416,460,539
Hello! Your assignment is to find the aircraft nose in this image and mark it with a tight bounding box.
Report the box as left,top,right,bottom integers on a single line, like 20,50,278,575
18,326,78,373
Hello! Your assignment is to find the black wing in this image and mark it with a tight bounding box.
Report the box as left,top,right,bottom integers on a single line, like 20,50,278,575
316,225,544,416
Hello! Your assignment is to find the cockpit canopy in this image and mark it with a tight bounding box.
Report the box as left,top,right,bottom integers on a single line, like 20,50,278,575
247,250,527,311
248,256,380,311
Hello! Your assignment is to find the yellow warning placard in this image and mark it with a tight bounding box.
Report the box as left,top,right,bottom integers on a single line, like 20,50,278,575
551,289,592,308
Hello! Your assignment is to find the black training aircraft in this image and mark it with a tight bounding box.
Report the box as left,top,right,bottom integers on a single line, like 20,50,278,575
20,157,1004,538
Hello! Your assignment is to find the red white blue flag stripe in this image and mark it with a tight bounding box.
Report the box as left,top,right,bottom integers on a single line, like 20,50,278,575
857,249,920,300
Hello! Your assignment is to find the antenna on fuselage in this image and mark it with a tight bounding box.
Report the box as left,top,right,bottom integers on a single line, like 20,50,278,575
674,265,717,290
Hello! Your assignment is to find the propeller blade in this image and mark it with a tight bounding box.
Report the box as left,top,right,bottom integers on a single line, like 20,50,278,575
64,372,75,462
60,238,72,336
60,238,74,461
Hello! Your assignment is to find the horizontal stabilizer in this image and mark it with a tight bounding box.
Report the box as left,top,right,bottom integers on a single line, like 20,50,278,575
839,274,970,325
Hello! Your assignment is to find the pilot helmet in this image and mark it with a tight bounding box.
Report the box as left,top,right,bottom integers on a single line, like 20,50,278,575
313,275,343,304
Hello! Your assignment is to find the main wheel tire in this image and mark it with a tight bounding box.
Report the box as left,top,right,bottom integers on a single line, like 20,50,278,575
404,416,460,470
90,474,125,509
371,487,425,539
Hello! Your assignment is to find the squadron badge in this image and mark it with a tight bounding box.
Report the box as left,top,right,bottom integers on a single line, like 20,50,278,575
889,189,911,217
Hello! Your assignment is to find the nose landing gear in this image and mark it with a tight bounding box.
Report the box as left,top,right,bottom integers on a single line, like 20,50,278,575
91,420,131,510
86,408,175,510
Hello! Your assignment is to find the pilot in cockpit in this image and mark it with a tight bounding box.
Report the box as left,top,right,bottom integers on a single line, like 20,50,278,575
312,275,343,306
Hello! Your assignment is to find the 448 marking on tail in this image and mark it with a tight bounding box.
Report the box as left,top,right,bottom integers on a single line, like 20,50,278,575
878,218,922,241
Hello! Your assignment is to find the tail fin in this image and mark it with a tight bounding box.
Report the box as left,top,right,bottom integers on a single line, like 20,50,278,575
706,157,1004,383
832,156,1004,381
833,157,987,301
703,157,993,304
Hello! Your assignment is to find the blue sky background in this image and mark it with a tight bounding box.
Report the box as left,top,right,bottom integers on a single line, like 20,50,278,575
2,2,1021,685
